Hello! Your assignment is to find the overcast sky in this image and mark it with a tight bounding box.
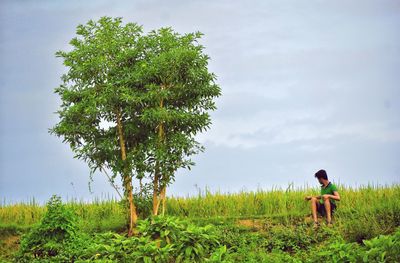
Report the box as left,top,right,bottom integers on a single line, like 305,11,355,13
1,0,399,203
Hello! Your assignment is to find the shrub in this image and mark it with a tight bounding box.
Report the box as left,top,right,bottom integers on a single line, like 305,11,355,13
307,228,400,263
362,228,400,262
16,195,80,261
76,216,228,262
341,216,386,243
310,240,364,263
137,215,186,245
139,215,224,262
264,224,320,253
224,246,300,263
214,224,265,252
76,232,173,262
133,183,154,219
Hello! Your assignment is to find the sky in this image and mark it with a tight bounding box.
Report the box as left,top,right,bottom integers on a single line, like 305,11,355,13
0,0,399,203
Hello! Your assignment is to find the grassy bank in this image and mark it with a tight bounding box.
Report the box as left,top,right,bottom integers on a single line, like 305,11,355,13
1,184,399,227
1,184,399,262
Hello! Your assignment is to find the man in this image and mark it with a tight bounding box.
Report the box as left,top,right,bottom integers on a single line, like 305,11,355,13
305,169,340,227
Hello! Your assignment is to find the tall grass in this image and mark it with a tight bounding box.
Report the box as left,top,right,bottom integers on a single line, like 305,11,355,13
167,184,399,218
166,186,315,218
0,196,126,232
1,184,399,235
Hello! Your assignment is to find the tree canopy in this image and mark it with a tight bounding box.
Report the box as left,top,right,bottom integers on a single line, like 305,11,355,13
50,16,221,234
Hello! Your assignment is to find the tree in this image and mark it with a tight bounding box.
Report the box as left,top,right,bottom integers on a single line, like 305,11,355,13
50,17,146,236
50,16,221,233
138,28,221,215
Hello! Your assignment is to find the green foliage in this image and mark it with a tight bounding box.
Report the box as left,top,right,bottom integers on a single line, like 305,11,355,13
50,15,221,220
2,185,400,262
133,183,154,219
341,217,383,243
205,245,230,262
264,224,319,253
14,210,226,262
362,228,400,262
50,16,220,182
339,205,400,243
16,195,80,261
75,216,227,262
138,216,223,262
137,215,186,244
253,223,336,255
3,184,398,231
174,224,220,262
220,227,400,263
306,228,400,263
310,239,364,262
76,232,174,262
7,212,400,263
214,224,265,252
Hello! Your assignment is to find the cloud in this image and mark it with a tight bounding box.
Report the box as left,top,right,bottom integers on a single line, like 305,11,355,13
199,117,399,150
1,0,399,202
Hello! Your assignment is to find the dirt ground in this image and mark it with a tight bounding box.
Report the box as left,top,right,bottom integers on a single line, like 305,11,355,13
0,234,20,261
237,219,265,230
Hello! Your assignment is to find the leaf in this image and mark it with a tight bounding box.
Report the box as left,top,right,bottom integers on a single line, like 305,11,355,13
185,247,193,257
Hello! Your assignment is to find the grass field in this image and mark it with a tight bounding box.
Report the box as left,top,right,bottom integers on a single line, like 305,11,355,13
1,184,399,262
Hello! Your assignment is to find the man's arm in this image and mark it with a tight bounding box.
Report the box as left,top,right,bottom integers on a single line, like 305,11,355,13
305,195,322,201
322,191,340,201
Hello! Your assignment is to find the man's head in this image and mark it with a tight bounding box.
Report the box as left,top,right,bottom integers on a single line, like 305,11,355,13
315,169,328,185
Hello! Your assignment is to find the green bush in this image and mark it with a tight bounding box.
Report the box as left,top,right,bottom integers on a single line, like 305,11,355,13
310,240,364,262
362,228,400,262
133,183,154,219
16,195,81,261
138,215,224,262
306,228,400,263
137,215,186,244
76,216,228,262
341,216,386,243
75,232,173,262
215,224,265,252
223,246,300,263
264,224,330,253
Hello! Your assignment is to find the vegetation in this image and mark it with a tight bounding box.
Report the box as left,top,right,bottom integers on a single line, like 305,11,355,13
1,185,399,262
49,16,220,234
2,184,398,232
14,198,226,262
16,195,81,261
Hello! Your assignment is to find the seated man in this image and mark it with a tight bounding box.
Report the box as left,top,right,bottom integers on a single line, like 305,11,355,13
305,169,340,226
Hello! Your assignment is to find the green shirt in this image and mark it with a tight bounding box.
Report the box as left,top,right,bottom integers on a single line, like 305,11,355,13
320,182,338,204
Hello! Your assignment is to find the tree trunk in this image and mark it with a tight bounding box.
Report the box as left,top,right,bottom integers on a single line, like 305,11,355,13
116,108,138,236
139,178,143,198
152,168,160,216
152,121,164,216
152,85,166,216
160,185,167,216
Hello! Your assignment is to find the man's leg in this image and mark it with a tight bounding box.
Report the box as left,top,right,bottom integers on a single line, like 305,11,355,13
323,197,332,224
311,197,318,223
